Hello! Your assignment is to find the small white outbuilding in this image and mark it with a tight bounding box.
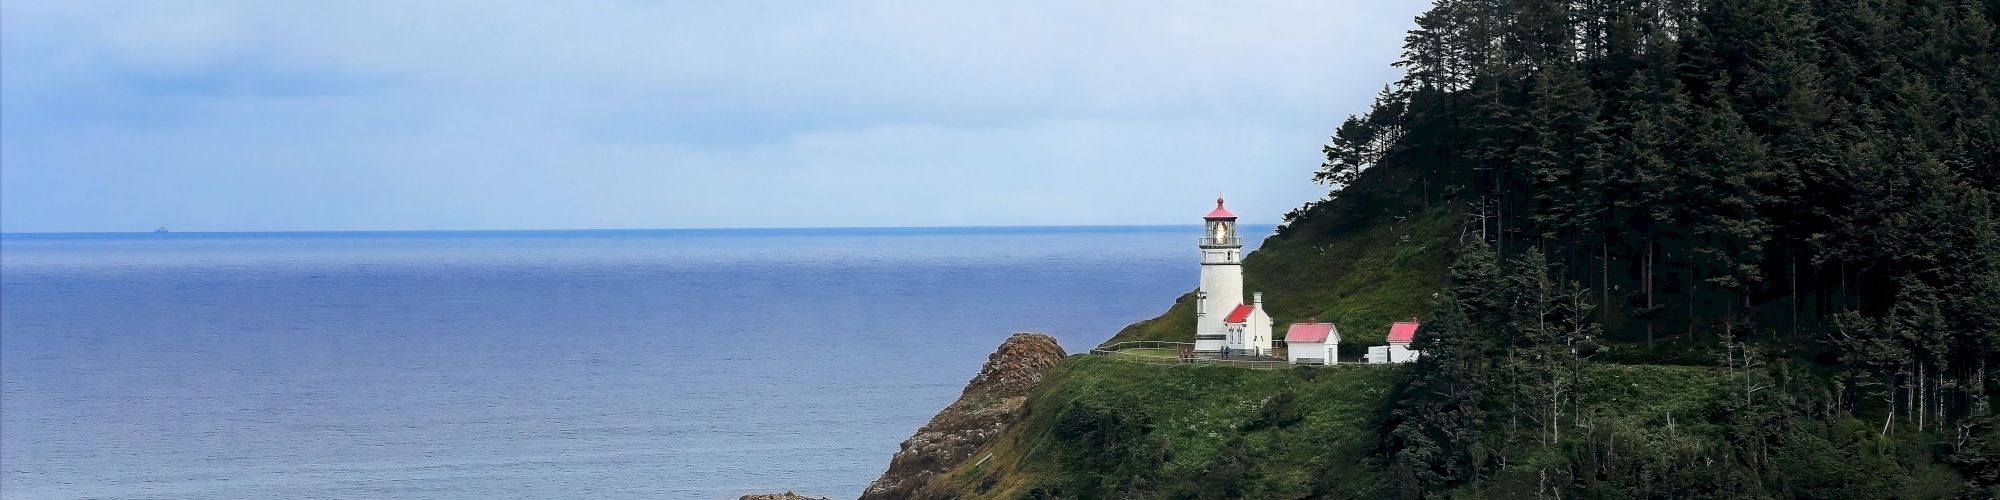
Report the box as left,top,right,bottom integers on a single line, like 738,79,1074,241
1365,321,1422,364
1284,322,1340,365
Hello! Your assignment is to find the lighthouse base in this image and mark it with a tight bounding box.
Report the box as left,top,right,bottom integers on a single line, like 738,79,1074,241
1193,334,1226,353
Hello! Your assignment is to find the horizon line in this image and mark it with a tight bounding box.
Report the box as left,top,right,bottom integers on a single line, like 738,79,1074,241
0,222,1280,237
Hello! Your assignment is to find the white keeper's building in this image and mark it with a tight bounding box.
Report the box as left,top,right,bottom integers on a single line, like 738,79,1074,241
1192,198,1274,356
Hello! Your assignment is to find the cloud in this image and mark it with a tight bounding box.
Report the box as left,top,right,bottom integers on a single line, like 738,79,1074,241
0,0,1426,232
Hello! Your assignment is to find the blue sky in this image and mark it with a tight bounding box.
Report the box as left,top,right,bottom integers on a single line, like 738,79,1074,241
0,1,1426,232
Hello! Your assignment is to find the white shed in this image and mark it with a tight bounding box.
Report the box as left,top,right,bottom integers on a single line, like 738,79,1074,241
1366,321,1422,364
1284,322,1339,365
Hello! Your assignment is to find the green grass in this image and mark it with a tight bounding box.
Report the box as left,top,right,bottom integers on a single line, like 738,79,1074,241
1108,347,1184,359
919,357,1406,498
920,356,1763,499
1247,207,1453,343
1576,364,1729,452
1103,292,1198,346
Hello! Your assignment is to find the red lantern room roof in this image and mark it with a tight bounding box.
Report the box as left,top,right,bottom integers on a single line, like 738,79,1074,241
1203,197,1237,220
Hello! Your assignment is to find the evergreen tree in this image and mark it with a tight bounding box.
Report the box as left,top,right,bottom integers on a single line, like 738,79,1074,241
1391,241,1505,497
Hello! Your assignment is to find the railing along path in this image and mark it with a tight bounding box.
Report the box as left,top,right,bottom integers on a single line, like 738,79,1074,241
1089,340,1301,370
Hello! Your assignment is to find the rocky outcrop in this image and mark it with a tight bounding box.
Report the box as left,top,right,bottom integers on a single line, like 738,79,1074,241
739,492,828,500
858,332,1067,500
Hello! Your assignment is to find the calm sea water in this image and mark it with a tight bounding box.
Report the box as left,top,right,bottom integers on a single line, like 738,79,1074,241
0,226,1266,499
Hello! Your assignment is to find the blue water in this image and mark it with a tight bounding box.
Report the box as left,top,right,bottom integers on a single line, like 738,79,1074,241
0,226,1266,499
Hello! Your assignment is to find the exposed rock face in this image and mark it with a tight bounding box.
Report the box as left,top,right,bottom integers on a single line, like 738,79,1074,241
859,332,1066,500
739,492,828,500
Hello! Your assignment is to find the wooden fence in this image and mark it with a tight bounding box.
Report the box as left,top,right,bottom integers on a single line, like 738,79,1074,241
1089,340,1300,370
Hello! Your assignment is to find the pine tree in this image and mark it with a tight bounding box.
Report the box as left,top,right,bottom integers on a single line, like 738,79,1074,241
1391,241,1506,496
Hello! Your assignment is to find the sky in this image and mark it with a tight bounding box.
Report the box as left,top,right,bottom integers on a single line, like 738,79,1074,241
0,1,1428,232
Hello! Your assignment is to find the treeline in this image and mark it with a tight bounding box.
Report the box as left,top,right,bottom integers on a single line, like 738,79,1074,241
1297,0,2000,496
1390,241,1923,496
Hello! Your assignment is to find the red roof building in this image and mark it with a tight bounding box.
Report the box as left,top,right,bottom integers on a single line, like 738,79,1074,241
1387,321,1420,344
1284,323,1338,343
1223,303,1254,323
1203,197,1237,220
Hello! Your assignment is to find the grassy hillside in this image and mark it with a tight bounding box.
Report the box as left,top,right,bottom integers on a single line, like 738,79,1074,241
915,358,1754,499
1246,208,1451,344
918,357,1403,498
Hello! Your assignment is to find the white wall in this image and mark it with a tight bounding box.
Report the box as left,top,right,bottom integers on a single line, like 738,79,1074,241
1286,341,1337,365
1197,258,1242,330
1195,335,1227,352
1388,343,1420,363
1367,344,1420,363
1249,307,1273,354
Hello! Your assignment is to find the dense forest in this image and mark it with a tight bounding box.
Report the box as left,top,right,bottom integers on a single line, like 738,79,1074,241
1296,0,2000,496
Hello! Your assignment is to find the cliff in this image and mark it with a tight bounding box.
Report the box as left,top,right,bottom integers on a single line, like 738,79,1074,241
858,332,1066,500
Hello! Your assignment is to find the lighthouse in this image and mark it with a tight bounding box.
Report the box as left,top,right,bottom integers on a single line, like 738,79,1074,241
1193,198,1273,355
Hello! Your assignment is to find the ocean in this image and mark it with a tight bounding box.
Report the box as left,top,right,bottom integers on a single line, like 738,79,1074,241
0,226,1266,499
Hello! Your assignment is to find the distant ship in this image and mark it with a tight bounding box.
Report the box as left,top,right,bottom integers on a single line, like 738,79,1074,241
153,227,169,233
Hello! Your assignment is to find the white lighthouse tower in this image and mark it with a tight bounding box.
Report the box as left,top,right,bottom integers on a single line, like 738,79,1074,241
1193,197,1273,355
